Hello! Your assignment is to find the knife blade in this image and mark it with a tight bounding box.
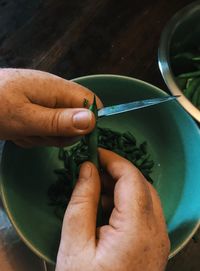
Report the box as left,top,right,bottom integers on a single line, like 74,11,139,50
97,95,179,118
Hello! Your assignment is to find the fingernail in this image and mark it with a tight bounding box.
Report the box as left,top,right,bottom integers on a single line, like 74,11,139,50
73,110,92,130
80,163,92,179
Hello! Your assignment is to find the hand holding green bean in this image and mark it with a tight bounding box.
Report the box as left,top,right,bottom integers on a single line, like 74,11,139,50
56,149,170,271
0,68,170,271
0,68,102,146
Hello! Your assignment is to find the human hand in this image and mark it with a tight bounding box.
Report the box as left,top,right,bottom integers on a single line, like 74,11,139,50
56,149,170,271
0,68,102,147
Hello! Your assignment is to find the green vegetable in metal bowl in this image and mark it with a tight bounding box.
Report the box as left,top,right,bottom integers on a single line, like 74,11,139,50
171,47,200,109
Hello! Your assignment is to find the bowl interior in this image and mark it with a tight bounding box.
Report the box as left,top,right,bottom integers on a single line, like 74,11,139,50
1,75,200,263
170,7,200,56
170,3,200,75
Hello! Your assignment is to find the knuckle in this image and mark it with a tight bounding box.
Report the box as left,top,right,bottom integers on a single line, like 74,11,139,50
70,194,91,206
110,160,133,176
50,110,62,135
56,251,75,271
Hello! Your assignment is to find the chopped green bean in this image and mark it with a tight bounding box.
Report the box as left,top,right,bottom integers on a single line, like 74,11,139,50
58,148,65,160
48,126,155,223
123,131,136,144
140,142,147,155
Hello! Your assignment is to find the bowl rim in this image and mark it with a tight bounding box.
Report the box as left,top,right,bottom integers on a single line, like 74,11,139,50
158,1,200,123
0,183,54,264
1,74,200,263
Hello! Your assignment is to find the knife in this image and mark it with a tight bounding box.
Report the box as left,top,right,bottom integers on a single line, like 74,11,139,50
98,95,179,117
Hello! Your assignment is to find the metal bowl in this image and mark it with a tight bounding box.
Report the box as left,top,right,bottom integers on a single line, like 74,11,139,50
158,1,200,122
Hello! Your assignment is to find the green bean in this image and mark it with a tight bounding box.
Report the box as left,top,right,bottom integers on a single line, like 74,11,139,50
176,77,187,90
115,148,126,157
173,48,200,109
49,125,155,222
186,78,193,89
178,70,200,79
123,131,136,144
98,143,106,148
173,52,194,60
86,96,103,226
141,160,154,170
192,56,200,62
184,77,200,100
191,88,200,106
76,154,88,164
140,142,147,155
117,137,124,149
197,95,200,106
122,144,138,153
70,156,78,188
87,96,99,167
191,84,200,107
58,148,65,160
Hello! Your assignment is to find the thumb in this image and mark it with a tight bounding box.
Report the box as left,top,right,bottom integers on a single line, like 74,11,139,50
19,104,96,137
57,162,100,256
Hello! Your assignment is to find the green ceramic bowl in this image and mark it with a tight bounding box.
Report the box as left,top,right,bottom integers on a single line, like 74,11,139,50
1,75,200,264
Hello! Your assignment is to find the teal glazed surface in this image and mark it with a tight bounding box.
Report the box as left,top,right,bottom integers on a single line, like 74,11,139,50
0,74,200,263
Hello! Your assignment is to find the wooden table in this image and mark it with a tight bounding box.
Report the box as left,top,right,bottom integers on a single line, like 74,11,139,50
0,0,199,270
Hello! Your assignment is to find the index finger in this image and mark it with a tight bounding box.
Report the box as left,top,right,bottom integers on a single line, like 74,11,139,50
1,68,103,109
98,148,153,228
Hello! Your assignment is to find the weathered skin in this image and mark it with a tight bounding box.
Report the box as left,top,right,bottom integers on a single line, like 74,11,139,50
0,68,102,147
0,68,170,271
56,149,170,271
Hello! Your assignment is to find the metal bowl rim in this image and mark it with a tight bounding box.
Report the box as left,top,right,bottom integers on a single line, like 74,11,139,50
158,0,200,122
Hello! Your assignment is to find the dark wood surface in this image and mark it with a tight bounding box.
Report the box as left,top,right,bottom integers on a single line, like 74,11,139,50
0,0,199,270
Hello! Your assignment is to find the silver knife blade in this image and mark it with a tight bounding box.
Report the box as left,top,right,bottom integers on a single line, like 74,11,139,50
98,95,179,117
